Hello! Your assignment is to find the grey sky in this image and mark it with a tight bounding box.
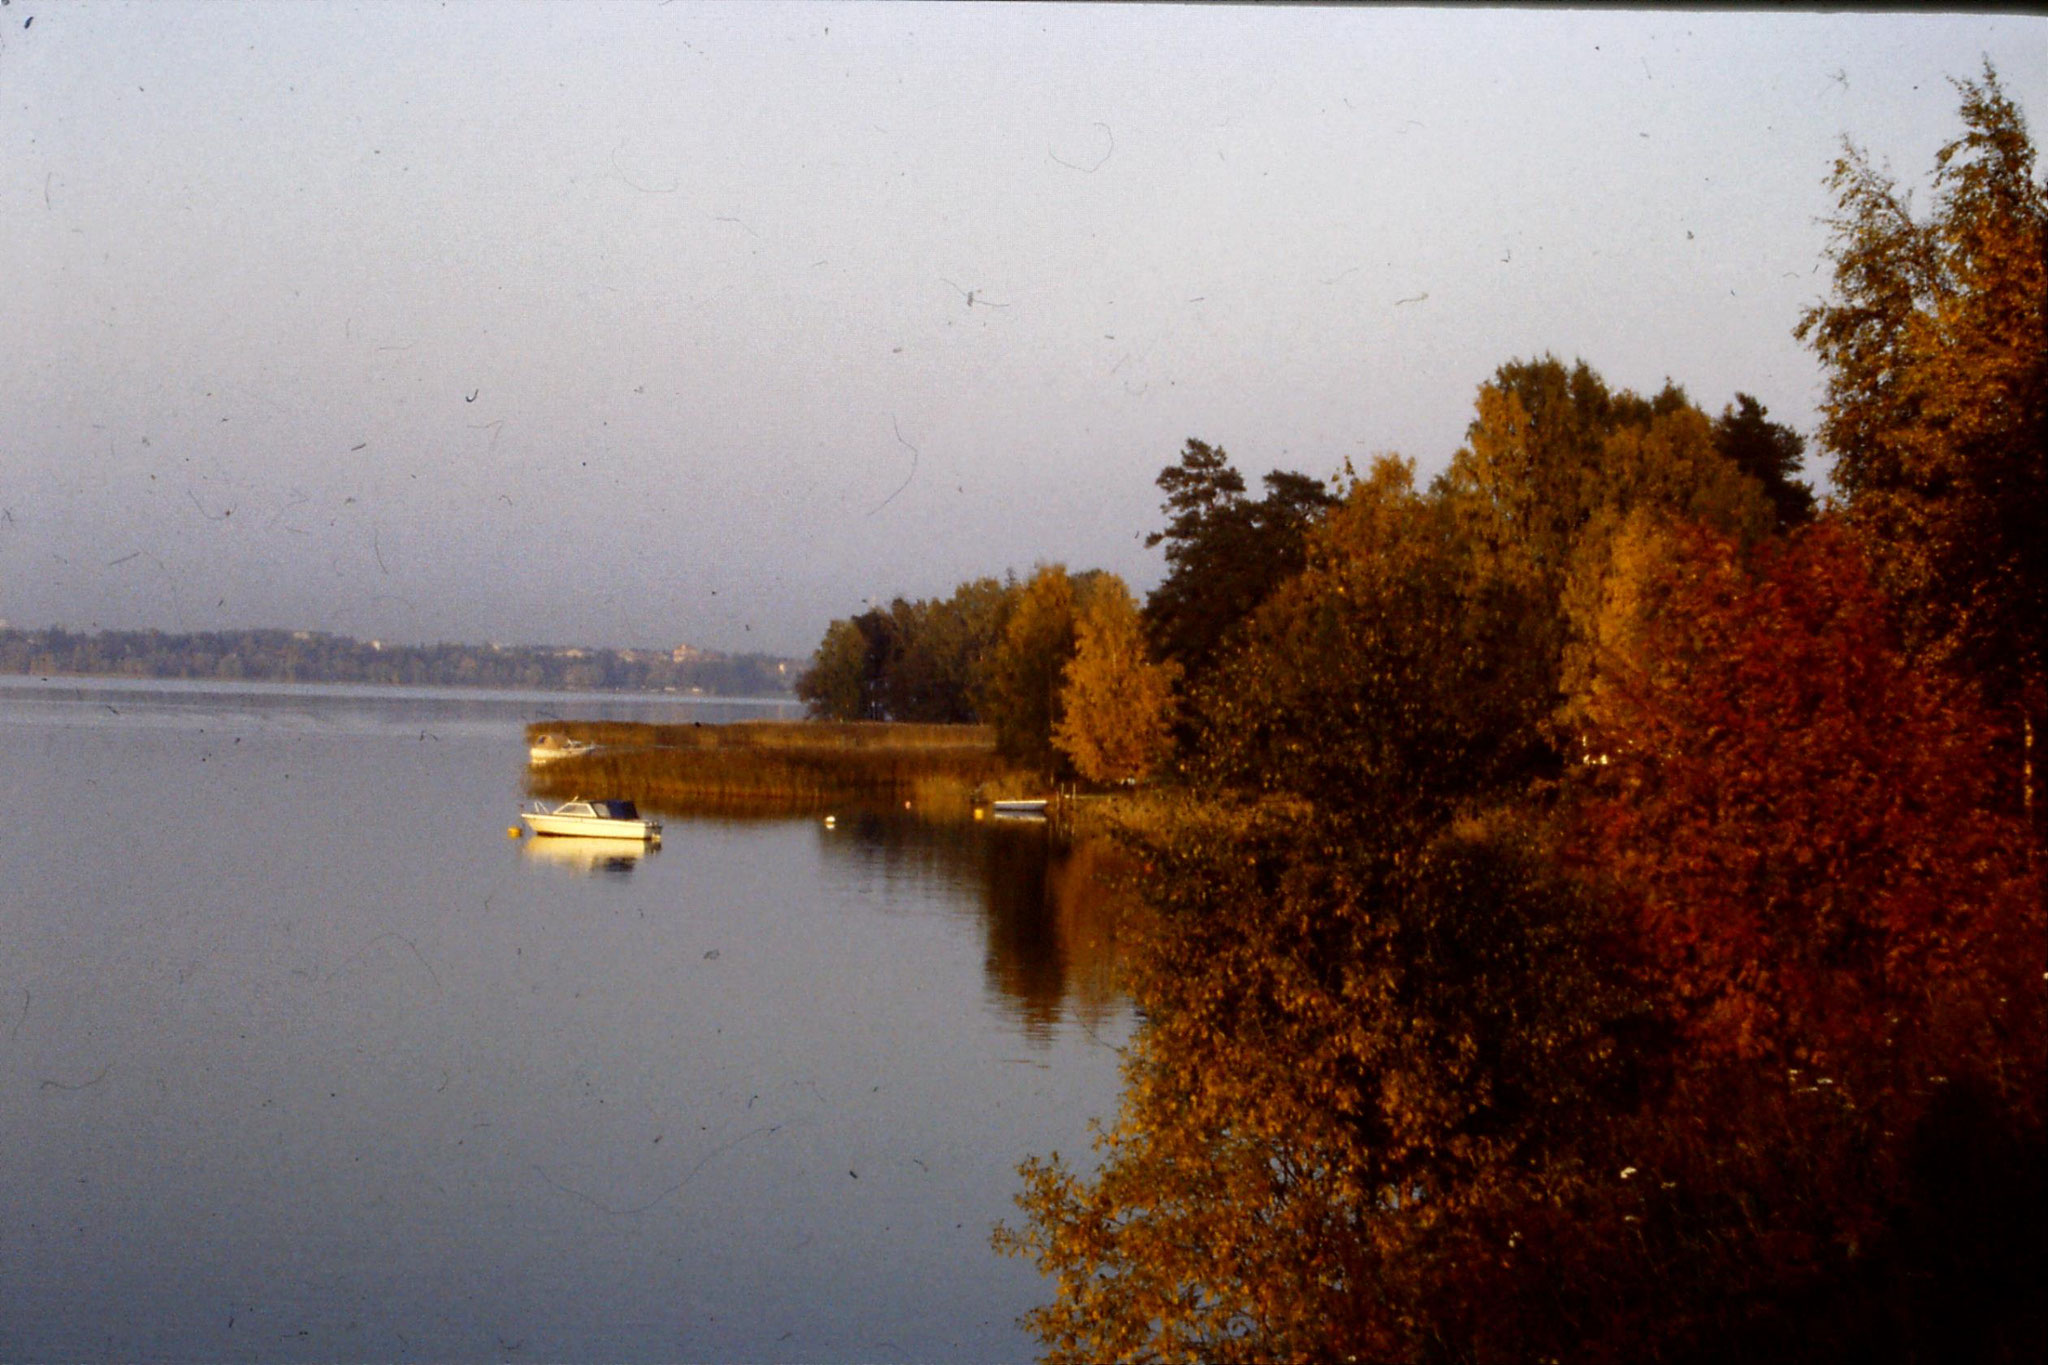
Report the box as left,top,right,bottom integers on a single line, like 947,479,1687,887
5,3,2043,656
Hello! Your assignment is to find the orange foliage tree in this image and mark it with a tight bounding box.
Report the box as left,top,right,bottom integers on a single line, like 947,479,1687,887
996,800,1646,1364
1798,63,2047,826
977,565,1099,774
1053,577,1179,785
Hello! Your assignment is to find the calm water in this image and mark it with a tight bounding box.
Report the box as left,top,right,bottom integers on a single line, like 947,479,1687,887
0,679,1132,1362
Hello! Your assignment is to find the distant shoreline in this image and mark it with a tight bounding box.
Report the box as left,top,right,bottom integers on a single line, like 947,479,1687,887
0,670,803,711
0,625,800,699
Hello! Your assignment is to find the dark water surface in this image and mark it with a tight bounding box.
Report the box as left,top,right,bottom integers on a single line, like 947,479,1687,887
0,679,1131,1362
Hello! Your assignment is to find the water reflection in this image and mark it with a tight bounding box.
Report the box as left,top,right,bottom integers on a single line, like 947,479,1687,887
519,833,656,877
811,812,1129,1044
510,761,1129,1039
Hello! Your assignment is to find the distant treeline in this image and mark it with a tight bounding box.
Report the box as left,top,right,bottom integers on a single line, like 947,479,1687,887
0,626,797,696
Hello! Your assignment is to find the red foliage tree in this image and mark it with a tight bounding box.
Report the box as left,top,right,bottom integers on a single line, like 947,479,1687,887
1578,522,2039,1079
1567,521,2043,1357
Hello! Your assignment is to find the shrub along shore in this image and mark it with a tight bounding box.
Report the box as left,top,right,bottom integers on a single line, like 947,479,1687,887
523,719,1040,815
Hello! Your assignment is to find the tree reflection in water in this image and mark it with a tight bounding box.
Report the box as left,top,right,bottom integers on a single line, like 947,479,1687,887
982,829,1129,1042
816,811,1130,1043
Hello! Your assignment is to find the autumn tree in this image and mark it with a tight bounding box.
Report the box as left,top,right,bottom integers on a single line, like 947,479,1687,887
1555,504,1689,735
1444,357,1669,599
1797,63,2048,824
1001,460,1648,1362
1052,577,1179,785
1566,521,2045,1359
1575,522,2041,1079
1713,392,1815,530
1142,439,1335,690
1445,359,1773,597
1005,516,2047,1365
795,614,887,720
998,797,1647,1364
999,81,2048,1349
1442,357,1778,749
797,577,1018,723
1195,455,1555,819
977,564,1107,774
872,577,1015,722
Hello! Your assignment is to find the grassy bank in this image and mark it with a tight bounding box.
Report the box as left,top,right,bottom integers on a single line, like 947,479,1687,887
526,720,1038,814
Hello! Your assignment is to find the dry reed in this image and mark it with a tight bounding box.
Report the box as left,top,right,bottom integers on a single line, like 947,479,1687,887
525,720,1025,814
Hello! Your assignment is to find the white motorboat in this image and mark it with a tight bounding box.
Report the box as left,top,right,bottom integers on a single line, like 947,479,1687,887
529,734,596,763
520,798,661,842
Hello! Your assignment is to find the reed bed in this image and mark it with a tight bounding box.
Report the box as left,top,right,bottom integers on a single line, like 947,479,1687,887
526,720,1024,814
536,719,995,752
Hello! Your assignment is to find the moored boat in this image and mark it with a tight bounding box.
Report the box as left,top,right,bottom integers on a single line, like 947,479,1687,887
520,798,661,841
989,798,1049,819
529,734,596,763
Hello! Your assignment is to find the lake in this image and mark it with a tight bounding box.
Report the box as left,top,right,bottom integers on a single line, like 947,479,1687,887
0,678,1133,1362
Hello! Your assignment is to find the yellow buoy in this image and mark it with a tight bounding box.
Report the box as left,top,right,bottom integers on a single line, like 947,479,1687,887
506,826,522,838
